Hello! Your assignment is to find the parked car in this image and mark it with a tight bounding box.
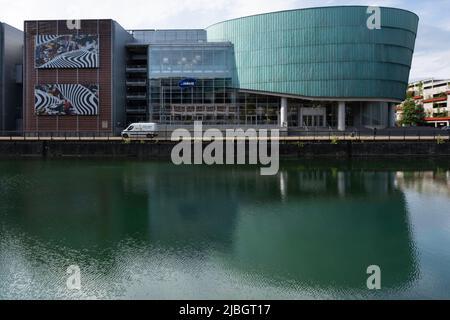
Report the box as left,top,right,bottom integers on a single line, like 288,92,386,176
122,123,159,139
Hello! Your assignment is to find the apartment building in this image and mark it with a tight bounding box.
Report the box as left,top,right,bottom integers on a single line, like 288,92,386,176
407,79,450,127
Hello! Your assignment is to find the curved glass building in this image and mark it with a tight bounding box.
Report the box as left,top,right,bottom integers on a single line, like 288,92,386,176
206,6,419,130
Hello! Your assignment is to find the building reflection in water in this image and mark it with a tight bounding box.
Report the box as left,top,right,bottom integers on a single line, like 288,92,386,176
395,170,450,196
144,164,418,291
0,160,423,296
235,168,416,291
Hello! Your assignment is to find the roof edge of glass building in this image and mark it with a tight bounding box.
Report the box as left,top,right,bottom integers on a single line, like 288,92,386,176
206,6,419,102
206,6,419,29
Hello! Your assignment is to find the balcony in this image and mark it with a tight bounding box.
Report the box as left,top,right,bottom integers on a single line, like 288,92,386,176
126,106,147,114
129,54,147,60
423,96,447,104
126,65,147,73
126,94,147,100
126,80,147,86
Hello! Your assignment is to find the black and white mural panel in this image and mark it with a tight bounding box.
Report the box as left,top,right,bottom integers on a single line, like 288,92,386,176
35,84,99,116
35,34,99,68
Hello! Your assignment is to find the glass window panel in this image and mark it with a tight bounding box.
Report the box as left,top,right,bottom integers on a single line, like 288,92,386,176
214,49,226,71
203,50,214,71
215,79,225,87
204,79,214,88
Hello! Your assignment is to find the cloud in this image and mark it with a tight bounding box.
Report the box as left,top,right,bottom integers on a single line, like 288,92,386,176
0,0,448,81
411,49,450,81
0,0,406,30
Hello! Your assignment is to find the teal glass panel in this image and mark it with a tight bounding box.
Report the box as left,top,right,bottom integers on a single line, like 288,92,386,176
207,6,419,101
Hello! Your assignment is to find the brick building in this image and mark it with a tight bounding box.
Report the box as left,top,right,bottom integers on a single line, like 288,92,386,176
23,19,132,134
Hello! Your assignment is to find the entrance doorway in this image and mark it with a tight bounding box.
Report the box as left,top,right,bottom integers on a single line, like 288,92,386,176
300,107,327,128
246,115,257,125
303,115,325,127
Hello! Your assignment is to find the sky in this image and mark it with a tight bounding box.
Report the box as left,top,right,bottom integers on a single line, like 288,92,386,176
0,0,449,81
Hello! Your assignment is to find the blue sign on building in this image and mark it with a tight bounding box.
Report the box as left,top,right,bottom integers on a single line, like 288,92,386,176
178,78,197,89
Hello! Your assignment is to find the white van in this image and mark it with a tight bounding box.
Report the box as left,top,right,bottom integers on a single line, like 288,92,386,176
122,123,159,139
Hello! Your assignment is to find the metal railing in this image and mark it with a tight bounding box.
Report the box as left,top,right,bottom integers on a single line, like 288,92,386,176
0,131,117,141
0,128,449,142
286,128,450,142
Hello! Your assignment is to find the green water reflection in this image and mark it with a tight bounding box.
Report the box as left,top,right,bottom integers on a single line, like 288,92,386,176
0,159,449,299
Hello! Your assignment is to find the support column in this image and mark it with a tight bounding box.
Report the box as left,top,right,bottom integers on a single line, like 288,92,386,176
338,101,346,131
280,97,288,128
388,103,397,127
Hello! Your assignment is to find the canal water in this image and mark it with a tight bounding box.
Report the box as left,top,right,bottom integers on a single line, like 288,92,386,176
0,159,449,299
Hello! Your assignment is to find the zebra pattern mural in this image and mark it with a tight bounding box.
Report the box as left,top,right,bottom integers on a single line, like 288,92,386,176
35,84,99,116
35,34,99,69
36,35,60,46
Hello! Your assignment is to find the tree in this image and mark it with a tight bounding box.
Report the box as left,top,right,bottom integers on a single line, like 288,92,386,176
399,98,425,127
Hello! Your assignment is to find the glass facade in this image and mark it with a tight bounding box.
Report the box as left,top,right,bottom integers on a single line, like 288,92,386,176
148,44,279,125
124,6,419,130
149,44,235,78
132,30,207,44
149,78,280,125
207,7,418,102
287,101,352,129
361,102,389,127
